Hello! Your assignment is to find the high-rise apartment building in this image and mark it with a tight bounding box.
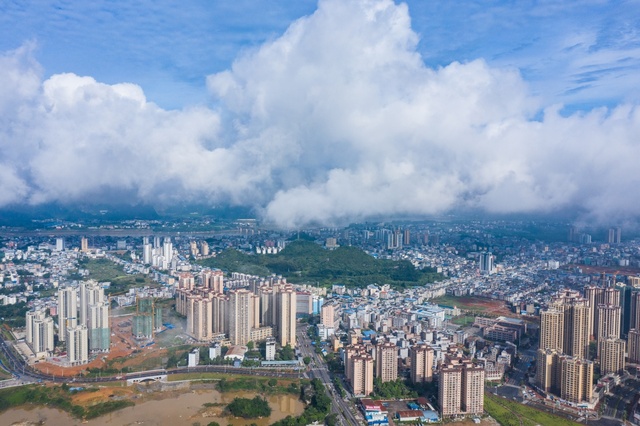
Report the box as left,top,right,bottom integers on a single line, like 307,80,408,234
628,329,640,363
212,293,229,335
88,301,110,351
438,358,484,418
133,298,162,340
178,273,195,290
276,285,296,347
188,297,213,342
375,342,398,383
142,241,152,264
321,302,336,328
80,280,105,327
58,286,78,342
259,286,274,326
31,317,54,356
539,309,564,352
560,356,593,404
66,325,89,365
439,363,462,418
603,287,620,307
345,344,374,396
585,285,604,339
80,237,89,252
536,350,593,404
629,276,640,288
351,353,374,396
229,289,252,345
200,270,224,293
163,237,173,264
479,252,494,274
546,290,590,359
597,304,621,355
535,348,558,394
599,337,625,375
540,290,590,358
410,344,434,384
608,227,621,244
631,292,640,331
26,309,46,346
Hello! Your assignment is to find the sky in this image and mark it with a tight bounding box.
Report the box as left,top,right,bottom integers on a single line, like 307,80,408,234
0,0,639,227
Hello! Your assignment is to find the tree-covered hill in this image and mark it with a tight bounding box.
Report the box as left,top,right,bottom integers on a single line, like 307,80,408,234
198,240,442,289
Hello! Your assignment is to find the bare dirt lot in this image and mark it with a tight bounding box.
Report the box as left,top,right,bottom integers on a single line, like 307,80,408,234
432,295,514,317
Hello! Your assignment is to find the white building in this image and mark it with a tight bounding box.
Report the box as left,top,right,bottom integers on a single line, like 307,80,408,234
58,286,78,342
188,348,200,367
66,325,89,365
265,338,276,361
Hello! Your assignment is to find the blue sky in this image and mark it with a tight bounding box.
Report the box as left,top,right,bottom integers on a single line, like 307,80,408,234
1,0,640,227
1,0,638,111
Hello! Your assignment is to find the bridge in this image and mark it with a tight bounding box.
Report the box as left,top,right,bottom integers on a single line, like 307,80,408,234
126,374,167,385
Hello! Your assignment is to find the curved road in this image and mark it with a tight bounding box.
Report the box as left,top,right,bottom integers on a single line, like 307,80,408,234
0,335,301,384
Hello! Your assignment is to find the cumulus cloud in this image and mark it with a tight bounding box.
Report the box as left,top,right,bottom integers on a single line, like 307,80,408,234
1,0,640,228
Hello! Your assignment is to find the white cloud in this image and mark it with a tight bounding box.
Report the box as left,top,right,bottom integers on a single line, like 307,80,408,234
1,0,640,228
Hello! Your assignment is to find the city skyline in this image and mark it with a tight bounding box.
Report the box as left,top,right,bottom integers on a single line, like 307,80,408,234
0,0,639,228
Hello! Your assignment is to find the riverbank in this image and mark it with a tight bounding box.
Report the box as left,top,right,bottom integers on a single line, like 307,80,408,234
0,382,305,426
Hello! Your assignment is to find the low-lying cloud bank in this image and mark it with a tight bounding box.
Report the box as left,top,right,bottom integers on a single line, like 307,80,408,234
1,0,639,228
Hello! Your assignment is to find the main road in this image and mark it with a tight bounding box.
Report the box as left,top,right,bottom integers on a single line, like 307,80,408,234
297,326,362,426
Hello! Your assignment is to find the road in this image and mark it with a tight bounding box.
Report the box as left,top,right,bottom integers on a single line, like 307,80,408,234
0,334,301,384
505,349,535,387
2,327,362,426
297,326,362,426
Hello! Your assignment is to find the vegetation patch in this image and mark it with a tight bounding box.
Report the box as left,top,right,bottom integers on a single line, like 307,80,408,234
79,258,156,295
198,240,442,288
372,378,417,399
271,378,332,426
217,377,299,394
226,396,271,418
0,384,134,420
485,392,581,426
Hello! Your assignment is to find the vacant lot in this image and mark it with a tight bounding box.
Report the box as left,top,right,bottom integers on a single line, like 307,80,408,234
484,393,581,426
431,295,513,317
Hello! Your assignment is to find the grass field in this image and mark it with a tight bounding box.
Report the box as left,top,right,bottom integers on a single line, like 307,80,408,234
80,258,156,294
432,295,487,312
485,393,581,426
450,315,475,326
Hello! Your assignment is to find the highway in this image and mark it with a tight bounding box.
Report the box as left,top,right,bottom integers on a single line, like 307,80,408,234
297,326,362,426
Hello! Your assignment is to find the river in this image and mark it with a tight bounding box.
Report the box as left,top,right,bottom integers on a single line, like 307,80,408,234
0,389,305,426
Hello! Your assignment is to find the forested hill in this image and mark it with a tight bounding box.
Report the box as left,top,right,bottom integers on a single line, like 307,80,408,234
198,240,442,289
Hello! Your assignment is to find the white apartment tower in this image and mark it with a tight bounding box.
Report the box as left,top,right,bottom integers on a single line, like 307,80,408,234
229,289,252,345
66,325,89,365
58,286,78,342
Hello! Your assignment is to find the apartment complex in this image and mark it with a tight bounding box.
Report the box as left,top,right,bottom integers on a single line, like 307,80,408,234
438,357,484,418
410,344,434,384
375,341,398,383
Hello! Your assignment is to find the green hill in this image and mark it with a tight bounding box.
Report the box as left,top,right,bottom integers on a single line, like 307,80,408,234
198,241,442,289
